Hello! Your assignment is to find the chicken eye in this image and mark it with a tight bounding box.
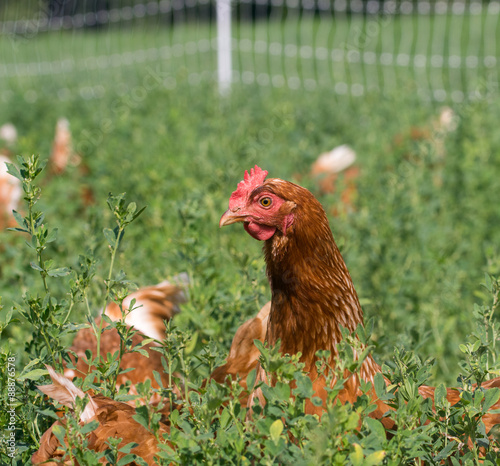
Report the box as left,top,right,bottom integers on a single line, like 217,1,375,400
259,197,272,208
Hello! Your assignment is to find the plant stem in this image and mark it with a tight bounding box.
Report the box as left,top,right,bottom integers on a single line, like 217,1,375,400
61,301,74,326
27,187,49,294
168,357,173,415
40,327,58,370
25,415,41,448
39,250,49,294
180,354,190,406
96,226,124,362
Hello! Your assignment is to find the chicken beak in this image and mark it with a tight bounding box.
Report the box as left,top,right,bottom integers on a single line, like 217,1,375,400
219,209,246,227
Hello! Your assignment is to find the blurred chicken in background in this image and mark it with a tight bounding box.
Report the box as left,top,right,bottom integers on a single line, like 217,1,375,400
0,123,21,230
50,118,77,175
49,117,95,206
392,106,457,188
0,123,17,154
311,144,359,215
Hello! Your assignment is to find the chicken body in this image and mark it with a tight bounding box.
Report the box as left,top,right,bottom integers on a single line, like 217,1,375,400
210,301,270,404
34,281,186,464
64,280,186,404
220,166,500,431
102,278,187,341
32,368,169,465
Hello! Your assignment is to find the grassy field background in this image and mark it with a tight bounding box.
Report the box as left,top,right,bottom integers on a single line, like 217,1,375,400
1,47,499,381
1,7,500,463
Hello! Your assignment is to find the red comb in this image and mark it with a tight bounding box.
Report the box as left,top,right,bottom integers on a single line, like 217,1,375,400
229,165,268,208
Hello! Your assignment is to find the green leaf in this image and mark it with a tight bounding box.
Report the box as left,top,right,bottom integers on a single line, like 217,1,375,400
8,227,29,233
80,419,99,435
278,381,292,401
435,440,457,461
45,228,58,243
103,228,117,247
132,405,149,430
246,368,257,391
474,390,485,409
18,368,48,381
131,205,147,222
269,419,283,444
364,417,386,443
30,262,44,272
152,370,164,389
484,273,493,292
170,409,179,425
47,267,71,277
374,372,392,401
219,408,231,429
3,307,13,326
37,408,60,420
472,339,481,352
5,162,23,181
364,450,386,466
22,358,41,372
434,383,447,407
311,396,323,407
51,424,66,446
125,202,137,222
118,442,139,454
35,213,45,229
118,454,138,466
134,348,150,358
12,210,27,229
483,388,500,413
350,443,364,466
294,372,313,398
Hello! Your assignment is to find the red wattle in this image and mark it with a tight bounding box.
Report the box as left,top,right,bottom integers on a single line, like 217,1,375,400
244,222,276,241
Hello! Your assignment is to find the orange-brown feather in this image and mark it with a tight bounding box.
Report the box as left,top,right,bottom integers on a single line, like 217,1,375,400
32,369,171,465
210,302,270,404
32,395,170,465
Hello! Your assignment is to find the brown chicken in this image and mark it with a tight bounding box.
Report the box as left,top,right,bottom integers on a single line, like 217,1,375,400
219,166,500,432
32,367,169,465
210,301,270,403
64,279,187,404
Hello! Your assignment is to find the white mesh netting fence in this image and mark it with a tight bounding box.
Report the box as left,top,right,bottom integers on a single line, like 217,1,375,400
1,0,499,102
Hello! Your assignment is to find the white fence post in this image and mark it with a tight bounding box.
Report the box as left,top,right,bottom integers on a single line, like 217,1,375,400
216,0,232,95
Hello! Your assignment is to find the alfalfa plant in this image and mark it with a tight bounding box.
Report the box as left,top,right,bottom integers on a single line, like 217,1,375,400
0,154,148,463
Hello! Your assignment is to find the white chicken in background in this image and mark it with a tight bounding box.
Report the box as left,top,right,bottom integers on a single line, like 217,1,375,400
0,123,17,150
311,144,359,214
0,123,21,230
0,155,22,230
311,144,357,176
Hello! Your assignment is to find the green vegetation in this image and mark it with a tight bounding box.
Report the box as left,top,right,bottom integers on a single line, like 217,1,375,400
1,17,500,464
